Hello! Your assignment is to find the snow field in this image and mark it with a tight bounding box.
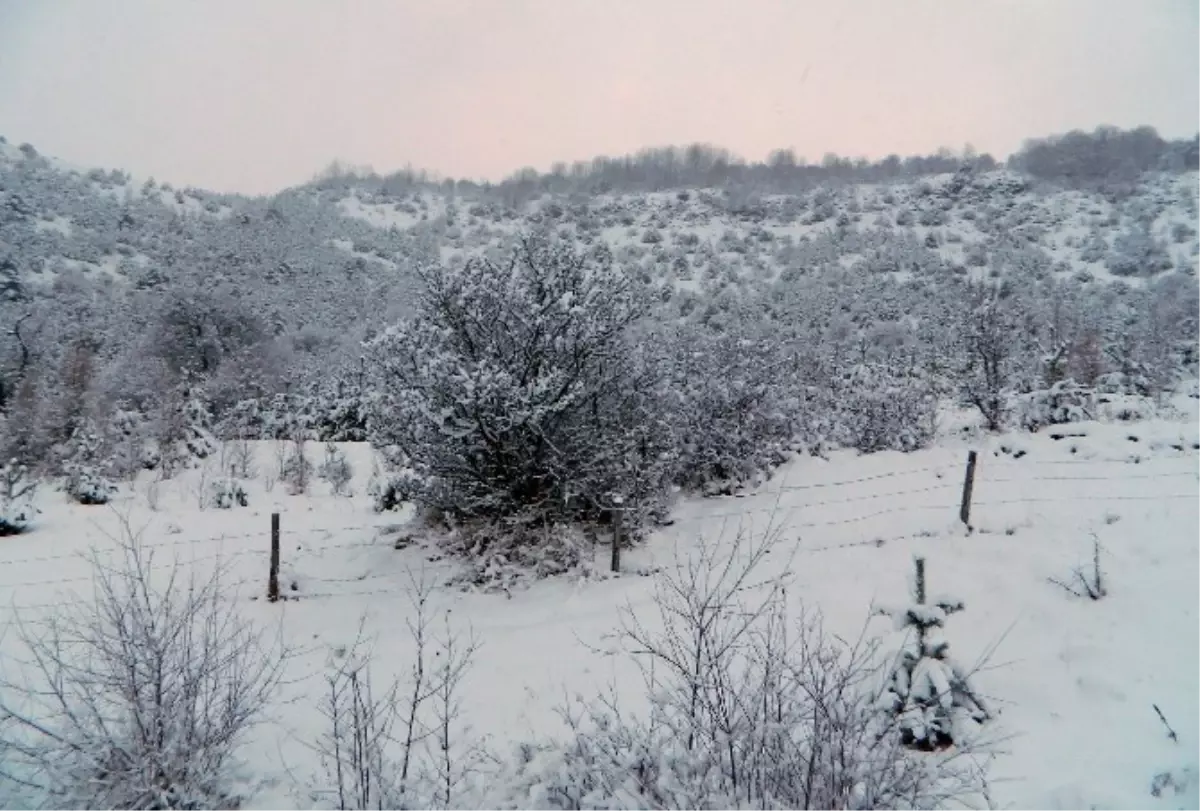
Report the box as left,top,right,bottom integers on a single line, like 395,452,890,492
0,396,1197,809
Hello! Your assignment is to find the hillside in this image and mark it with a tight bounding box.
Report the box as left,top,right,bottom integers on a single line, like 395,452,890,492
2,135,1197,444
4,136,1197,305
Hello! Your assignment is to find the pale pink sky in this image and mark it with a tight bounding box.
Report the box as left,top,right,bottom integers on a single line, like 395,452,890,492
0,0,1196,194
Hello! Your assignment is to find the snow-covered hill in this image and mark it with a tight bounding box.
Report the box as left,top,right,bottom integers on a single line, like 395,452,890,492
3,135,1197,300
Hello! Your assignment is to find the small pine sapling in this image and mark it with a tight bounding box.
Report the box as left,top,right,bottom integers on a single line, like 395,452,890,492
60,421,118,506
282,435,313,496
209,477,249,509
876,556,990,750
318,442,354,496
182,390,218,460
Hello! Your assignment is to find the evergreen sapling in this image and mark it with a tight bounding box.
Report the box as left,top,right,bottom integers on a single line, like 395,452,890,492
875,556,990,750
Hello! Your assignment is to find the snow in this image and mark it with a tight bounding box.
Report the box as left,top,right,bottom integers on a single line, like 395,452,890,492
1,394,1197,809
32,215,72,237
337,194,438,231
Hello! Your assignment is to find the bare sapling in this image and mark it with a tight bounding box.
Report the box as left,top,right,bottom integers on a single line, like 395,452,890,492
306,568,480,810
0,515,285,809
1048,533,1107,600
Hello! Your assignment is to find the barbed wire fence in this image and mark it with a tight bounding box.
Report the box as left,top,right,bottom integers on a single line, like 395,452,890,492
0,451,1195,613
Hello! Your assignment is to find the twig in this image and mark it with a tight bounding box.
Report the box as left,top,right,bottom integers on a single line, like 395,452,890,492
1153,704,1178,743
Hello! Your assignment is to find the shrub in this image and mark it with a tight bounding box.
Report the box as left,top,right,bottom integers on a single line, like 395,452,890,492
663,324,795,491
209,476,249,509
1012,379,1096,431
0,458,37,535
365,233,672,526
835,364,937,453
318,442,354,496
282,437,313,495
309,574,480,810
60,420,118,505
1107,225,1171,278
367,466,419,513
0,521,283,808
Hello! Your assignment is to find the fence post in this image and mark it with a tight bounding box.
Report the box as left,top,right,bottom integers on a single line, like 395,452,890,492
268,512,280,603
610,496,624,573
959,450,978,530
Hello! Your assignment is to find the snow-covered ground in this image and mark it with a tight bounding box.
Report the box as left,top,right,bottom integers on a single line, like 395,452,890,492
2,394,1197,809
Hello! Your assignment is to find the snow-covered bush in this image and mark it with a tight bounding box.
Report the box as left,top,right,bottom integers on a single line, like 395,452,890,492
0,458,37,535
835,364,937,453
307,376,370,443
60,420,118,505
663,323,796,492
318,441,353,496
875,557,990,751
1094,370,1152,397
225,438,256,480
62,460,117,506
181,389,219,460
106,407,150,482
1107,224,1172,278
209,476,249,509
0,521,283,808
367,465,420,513
1012,378,1096,432
282,437,313,495
366,233,672,526
444,516,597,593
152,383,218,478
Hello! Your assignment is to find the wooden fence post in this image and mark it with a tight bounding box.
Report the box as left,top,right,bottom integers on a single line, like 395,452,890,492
959,450,978,530
268,512,280,602
610,496,624,573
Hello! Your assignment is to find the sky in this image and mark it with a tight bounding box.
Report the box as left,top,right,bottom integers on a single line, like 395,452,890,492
0,0,1196,195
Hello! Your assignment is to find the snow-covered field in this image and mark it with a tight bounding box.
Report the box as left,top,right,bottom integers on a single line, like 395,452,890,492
2,395,1197,809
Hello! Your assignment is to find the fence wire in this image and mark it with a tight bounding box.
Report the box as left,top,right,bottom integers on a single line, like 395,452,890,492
1,451,1195,612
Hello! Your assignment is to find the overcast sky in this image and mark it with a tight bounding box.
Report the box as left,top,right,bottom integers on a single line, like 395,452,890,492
0,0,1196,195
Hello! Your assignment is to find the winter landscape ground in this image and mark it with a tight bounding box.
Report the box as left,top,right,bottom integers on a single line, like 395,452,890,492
1,395,1197,809
1,128,1198,809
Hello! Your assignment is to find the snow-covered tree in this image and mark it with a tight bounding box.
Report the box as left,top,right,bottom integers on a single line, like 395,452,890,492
875,557,990,750
958,284,1026,430
60,418,118,505
366,233,672,526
